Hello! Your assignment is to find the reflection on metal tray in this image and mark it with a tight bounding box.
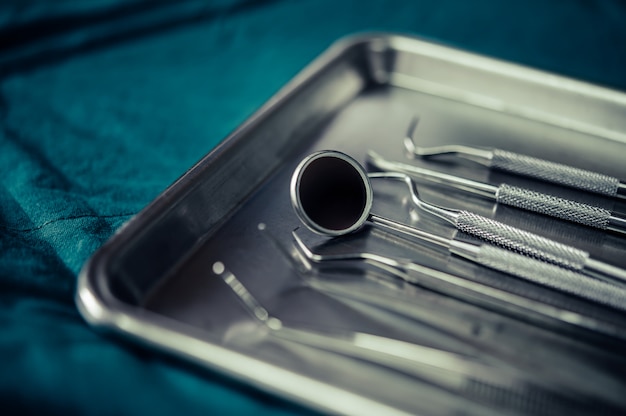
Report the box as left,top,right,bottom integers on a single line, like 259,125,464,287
76,33,626,415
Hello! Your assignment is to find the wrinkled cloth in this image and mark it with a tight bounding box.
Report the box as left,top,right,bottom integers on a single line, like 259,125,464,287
1,0,625,414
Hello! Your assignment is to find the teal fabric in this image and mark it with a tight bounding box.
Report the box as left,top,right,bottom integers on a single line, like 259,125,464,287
0,0,625,414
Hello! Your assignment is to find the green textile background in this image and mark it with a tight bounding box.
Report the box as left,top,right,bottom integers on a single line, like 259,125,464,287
0,0,625,414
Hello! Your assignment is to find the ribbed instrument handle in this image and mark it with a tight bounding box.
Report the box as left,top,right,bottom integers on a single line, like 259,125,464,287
473,245,626,311
491,149,620,197
496,184,612,230
456,211,589,270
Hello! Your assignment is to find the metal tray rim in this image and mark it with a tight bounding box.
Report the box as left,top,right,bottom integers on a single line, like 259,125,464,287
76,31,626,416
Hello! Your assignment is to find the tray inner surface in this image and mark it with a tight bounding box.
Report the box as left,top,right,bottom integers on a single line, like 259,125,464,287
100,37,626,415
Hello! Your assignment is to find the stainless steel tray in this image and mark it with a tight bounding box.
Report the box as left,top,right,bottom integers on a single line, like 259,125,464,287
77,33,626,416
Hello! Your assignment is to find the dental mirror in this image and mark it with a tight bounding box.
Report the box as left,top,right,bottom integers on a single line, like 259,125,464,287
290,150,449,247
290,150,626,285
290,150,373,236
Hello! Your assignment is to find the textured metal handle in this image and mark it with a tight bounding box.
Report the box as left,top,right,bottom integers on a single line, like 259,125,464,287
475,245,626,311
491,149,620,197
496,184,612,229
464,379,597,416
456,211,589,270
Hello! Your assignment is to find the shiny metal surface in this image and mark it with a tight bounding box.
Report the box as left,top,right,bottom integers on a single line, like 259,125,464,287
290,150,373,236
495,184,614,230
405,117,626,198
214,259,614,415
368,151,626,235
368,150,499,199
77,34,626,415
292,153,626,285
367,170,626,284
290,229,626,313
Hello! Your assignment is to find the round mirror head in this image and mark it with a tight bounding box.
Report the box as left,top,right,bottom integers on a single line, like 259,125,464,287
290,150,373,236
